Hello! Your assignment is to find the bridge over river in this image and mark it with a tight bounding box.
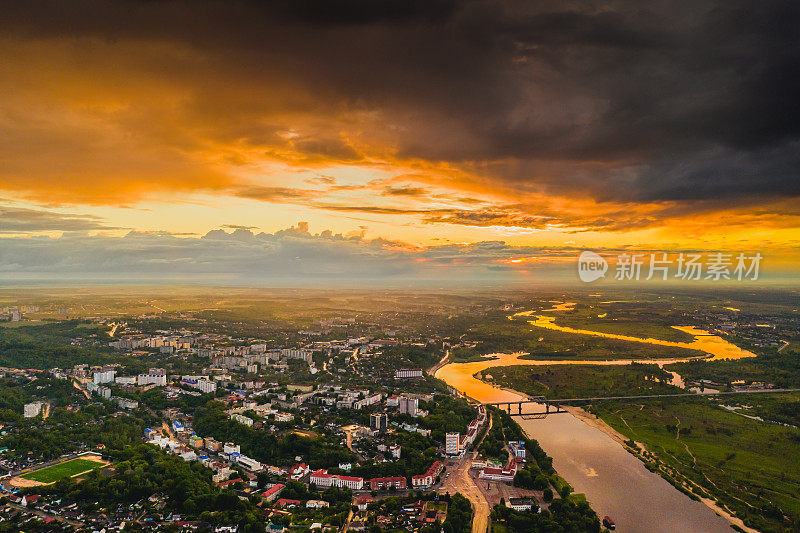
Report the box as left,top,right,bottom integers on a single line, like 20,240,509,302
488,388,800,417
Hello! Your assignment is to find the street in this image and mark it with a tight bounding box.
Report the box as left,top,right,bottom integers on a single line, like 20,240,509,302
440,452,490,533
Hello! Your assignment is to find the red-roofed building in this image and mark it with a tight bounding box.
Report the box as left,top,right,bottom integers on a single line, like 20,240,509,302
288,463,310,481
355,494,374,511
216,477,244,488
21,494,41,507
479,457,518,482
412,461,442,488
367,476,407,491
260,483,285,502
310,469,364,490
276,499,302,508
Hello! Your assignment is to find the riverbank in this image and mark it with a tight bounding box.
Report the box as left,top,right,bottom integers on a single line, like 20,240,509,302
426,350,449,377
563,406,629,447
568,405,758,533
545,406,756,532
436,354,740,531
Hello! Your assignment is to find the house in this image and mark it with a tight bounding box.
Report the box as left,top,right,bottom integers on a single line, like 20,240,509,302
306,499,330,509
354,494,374,511
288,462,310,481
508,497,534,512
21,494,41,507
417,501,447,524
216,478,244,488
276,499,302,508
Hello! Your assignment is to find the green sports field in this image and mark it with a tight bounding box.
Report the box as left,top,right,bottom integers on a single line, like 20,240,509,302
21,457,106,483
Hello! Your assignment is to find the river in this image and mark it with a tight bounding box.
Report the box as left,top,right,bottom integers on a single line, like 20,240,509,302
435,310,755,532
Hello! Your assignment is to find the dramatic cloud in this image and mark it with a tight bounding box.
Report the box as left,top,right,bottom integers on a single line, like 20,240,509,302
0,224,575,284
1,0,798,205
0,0,798,270
0,221,795,285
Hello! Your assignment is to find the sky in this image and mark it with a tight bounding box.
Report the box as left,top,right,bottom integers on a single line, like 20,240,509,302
0,0,798,285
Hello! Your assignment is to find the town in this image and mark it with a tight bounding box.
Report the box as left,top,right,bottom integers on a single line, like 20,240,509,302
0,299,567,533
0,288,797,533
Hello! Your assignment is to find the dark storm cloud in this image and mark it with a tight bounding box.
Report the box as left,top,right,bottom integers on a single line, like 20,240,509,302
2,0,798,203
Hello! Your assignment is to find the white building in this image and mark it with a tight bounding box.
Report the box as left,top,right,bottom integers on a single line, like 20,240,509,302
446,432,461,455
281,348,313,363
93,367,115,384
508,498,534,512
181,376,217,393
354,393,383,410
309,469,364,490
138,369,167,386
23,401,45,418
235,454,262,472
115,376,137,386
232,414,254,426
509,441,525,460
116,397,139,409
394,368,423,379
223,442,240,455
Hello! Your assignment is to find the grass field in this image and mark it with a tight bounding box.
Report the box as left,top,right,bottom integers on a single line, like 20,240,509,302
592,396,800,532
463,312,702,361
484,364,682,399
22,457,106,483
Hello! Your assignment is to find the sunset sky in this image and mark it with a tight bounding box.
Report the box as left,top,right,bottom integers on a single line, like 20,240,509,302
1,0,798,284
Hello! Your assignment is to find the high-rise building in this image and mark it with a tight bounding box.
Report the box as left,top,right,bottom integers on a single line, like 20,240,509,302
398,396,419,417
370,412,388,433
446,432,461,455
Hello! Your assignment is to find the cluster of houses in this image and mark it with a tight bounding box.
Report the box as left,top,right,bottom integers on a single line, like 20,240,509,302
145,418,447,497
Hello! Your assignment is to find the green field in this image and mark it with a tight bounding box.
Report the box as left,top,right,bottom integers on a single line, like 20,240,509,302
487,362,800,531
460,311,702,361
22,457,106,483
592,396,800,532
484,364,682,399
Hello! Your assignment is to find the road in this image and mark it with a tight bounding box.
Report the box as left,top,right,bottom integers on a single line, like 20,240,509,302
441,452,490,533
440,412,493,533
426,349,450,377
340,426,365,462
72,379,91,400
